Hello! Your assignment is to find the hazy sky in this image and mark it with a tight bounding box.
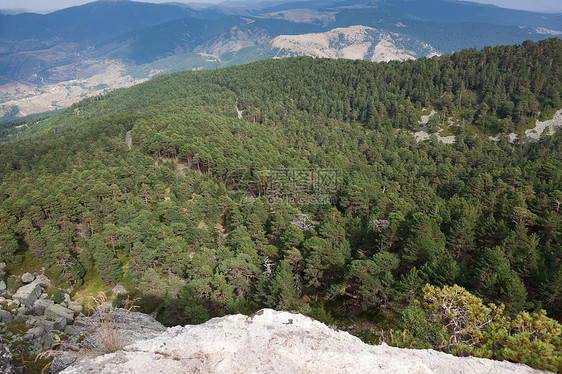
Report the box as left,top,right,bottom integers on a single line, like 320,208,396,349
0,0,560,13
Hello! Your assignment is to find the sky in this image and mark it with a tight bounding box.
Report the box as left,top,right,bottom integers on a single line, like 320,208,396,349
0,0,560,13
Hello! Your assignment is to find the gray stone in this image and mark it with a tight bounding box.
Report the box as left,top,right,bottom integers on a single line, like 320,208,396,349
64,293,72,304
25,317,39,327
21,272,35,284
38,317,65,333
64,325,79,336
43,332,55,350
12,279,43,308
35,274,51,288
52,308,166,373
68,304,83,314
33,298,54,315
54,317,68,331
0,343,14,374
28,325,47,338
0,262,5,270
45,304,74,323
0,310,13,323
73,316,89,328
38,319,56,332
0,281,6,291
112,284,128,295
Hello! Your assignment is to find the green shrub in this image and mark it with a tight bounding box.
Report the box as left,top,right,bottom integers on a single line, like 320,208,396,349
52,289,65,304
6,277,21,293
391,284,562,371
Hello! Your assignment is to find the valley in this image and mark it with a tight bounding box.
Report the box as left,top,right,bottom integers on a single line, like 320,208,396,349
0,1,561,373
1,0,560,120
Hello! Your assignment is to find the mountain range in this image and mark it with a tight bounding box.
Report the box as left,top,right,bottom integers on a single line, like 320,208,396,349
0,0,561,118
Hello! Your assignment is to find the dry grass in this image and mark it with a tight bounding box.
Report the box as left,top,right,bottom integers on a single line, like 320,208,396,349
90,292,139,353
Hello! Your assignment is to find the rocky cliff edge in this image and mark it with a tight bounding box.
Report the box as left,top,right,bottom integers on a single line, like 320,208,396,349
60,308,547,374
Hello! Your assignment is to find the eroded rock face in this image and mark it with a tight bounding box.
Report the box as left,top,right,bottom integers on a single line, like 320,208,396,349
59,309,544,374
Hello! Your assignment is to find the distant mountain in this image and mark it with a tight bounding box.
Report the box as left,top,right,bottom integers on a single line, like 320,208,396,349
273,26,440,61
0,0,560,117
0,1,196,43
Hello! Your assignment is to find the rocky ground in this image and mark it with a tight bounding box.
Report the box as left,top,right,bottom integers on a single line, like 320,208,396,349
0,265,87,357
57,309,546,374
0,262,136,373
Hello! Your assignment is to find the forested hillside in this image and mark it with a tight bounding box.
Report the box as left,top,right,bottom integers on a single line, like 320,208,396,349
0,39,561,370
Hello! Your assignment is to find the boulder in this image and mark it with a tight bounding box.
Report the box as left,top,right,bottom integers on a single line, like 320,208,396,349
68,304,83,314
25,316,39,327
26,325,46,339
35,274,51,288
0,309,13,323
51,307,166,373
0,343,14,374
12,279,43,308
64,325,79,336
112,284,128,295
58,309,544,374
38,317,66,333
21,272,35,284
0,280,6,291
45,304,74,323
33,298,54,315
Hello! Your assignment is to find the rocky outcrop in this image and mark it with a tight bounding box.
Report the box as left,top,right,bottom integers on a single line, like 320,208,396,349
270,26,440,62
59,309,544,374
0,272,84,355
51,307,166,373
0,343,14,374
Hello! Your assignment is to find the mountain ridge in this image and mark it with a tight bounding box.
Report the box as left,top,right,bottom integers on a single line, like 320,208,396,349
1,0,561,118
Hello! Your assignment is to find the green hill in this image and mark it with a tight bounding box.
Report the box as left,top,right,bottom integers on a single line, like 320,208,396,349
0,38,561,371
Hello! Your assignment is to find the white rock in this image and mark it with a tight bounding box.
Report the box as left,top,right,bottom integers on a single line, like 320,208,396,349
112,284,128,295
0,281,6,291
21,272,35,284
12,279,43,308
35,274,51,288
60,309,543,374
